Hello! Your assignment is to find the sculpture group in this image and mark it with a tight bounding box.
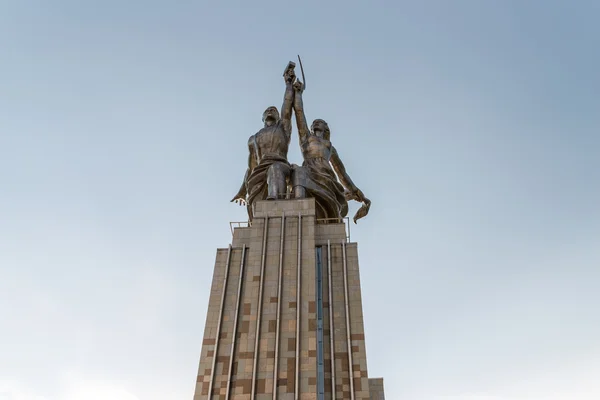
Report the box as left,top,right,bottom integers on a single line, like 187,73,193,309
231,59,371,223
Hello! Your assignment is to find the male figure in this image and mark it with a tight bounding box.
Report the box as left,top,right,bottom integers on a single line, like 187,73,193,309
290,79,371,223
231,62,296,220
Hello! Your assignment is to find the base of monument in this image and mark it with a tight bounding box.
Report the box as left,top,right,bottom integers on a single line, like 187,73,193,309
194,199,385,399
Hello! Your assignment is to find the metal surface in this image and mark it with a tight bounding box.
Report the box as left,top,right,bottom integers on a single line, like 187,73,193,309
272,215,286,399
231,62,297,220
226,244,246,399
251,217,269,400
230,59,372,225
207,245,232,400
327,240,336,400
295,213,302,399
290,79,371,223
297,55,306,91
342,241,355,400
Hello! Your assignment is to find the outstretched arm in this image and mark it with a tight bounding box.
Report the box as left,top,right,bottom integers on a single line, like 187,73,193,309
330,146,359,196
231,142,257,205
330,145,371,223
293,80,310,145
280,64,296,138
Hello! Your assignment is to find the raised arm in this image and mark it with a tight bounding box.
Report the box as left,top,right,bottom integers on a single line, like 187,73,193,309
293,80,310,145
280,63,296,138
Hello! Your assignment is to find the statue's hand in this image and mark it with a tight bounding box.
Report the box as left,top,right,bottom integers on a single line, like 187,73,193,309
231,192,247,206
354,188,367,203
293,80,304,93
344,188,371,223
283,65,296,84
344,187,365,203
353,199,371,224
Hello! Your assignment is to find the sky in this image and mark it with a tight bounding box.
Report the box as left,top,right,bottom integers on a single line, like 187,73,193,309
1,0,599,399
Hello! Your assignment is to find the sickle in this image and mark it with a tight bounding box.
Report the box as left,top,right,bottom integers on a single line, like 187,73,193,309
297,55,306,90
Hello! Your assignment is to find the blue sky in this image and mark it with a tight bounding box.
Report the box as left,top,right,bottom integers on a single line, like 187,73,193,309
1,1,599,399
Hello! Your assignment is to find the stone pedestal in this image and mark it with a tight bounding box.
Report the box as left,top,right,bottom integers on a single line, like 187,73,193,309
194,199,385,399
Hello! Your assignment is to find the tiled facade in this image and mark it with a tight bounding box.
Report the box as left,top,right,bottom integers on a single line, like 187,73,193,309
368,378,385,400
194,199,385,399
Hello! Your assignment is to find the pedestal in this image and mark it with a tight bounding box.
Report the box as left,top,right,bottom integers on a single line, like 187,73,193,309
194,199,385,399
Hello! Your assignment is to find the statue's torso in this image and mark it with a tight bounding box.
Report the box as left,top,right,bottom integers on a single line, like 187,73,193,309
250,122,290,162
302,134,331,162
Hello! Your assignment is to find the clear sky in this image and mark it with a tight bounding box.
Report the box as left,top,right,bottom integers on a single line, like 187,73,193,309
1,1,599,399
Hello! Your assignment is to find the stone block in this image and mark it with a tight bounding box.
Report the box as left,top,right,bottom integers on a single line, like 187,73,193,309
252,198,317,218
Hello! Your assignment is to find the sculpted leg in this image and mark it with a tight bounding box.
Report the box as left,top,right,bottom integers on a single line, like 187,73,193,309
294,185,306,199
292,165,308,199
267,162,290,200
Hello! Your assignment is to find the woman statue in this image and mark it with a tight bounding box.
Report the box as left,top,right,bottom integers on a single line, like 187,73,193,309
291,80,371,223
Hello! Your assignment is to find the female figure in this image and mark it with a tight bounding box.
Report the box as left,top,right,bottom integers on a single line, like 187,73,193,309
291,80,371,223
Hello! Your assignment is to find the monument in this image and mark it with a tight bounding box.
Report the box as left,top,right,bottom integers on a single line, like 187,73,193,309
193,59,385,399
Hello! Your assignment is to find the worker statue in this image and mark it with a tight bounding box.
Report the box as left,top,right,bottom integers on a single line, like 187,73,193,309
231,62,296,220
231,58,370,224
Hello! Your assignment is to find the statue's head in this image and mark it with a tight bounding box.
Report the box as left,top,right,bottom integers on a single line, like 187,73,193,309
311,119,330,140
262,106,280,125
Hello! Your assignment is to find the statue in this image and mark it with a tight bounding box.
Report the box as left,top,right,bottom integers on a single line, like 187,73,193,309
231,58,371,224
231,62,297,220
290,77,371,223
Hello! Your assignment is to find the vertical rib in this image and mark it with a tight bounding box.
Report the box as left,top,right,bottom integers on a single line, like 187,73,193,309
342,242,355,400
294,214,302,399
272,215,285,399
316,247,325,399
207,245,232,399
251,217,269,400
225,244,246,399
327,240,336,400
